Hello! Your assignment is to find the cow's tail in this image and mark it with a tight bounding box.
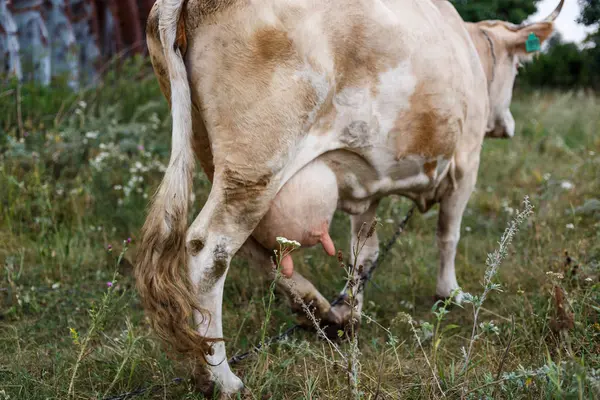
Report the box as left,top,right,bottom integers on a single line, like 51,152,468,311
135,0,216,361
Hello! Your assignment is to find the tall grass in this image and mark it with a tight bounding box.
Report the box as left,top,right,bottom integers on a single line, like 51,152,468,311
0,63,599,399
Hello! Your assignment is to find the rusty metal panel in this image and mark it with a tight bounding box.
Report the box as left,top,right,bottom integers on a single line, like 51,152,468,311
2,0,154,87
138,0,156,37
10,0,51,85
93,0,124,59
117,0,143,54
44,0,79,89
69,0,100,84
0,0,23,81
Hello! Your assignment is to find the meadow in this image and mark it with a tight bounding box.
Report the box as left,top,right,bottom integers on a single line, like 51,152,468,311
1,58,599,399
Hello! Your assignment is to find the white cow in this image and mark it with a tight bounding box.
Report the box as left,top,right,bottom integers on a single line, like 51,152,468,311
136,0,563,394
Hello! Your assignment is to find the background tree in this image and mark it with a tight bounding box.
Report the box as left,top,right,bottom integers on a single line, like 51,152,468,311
452,0,599,90
518,33,593,89
578,0,600,26
451,0,541,24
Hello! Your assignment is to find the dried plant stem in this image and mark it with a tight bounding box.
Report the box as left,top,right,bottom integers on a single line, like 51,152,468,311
16,83,24,139
287,284,347,361
492,315,515,398
406,317,446,398
68,248,126,399
68,323,94,398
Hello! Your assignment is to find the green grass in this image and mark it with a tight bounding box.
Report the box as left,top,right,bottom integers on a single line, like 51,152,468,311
1,61,599,399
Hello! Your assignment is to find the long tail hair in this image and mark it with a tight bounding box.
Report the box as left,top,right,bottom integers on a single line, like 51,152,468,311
135,0,217,361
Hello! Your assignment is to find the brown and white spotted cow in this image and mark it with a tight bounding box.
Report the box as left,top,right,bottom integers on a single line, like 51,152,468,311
136,0,563,394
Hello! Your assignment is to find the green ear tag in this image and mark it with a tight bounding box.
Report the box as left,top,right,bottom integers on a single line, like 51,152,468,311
525,32,541,52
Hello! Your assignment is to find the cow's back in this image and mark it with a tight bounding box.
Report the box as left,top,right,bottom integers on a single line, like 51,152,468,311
148,0,488,183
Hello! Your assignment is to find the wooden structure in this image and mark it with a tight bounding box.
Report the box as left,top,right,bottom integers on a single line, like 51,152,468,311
1,0,156,87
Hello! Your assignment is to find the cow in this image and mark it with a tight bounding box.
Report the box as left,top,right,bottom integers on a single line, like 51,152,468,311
136,0,563,394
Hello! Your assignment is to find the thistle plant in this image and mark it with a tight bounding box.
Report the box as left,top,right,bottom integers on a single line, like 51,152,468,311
461,196,534,373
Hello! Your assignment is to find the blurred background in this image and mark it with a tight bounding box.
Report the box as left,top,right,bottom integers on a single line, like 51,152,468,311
0,2,599,399
1,0,599,91
1,0,155,90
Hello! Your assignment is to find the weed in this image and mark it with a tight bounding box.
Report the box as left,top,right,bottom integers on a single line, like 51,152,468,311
0,65,599,399
67,243,128,398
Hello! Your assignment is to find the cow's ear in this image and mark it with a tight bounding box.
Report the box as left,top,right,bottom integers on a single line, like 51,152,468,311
511,22,554,54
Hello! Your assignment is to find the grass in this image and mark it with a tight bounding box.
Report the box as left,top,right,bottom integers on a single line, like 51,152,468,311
1,59,599,399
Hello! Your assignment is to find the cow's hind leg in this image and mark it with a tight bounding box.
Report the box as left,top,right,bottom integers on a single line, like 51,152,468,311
186,173,280,395
435,169,477,302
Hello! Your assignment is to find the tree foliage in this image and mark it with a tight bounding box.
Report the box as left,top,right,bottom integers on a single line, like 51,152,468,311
451,0,541,24
452,0,600,90
518,33,600,90
578,0,600,26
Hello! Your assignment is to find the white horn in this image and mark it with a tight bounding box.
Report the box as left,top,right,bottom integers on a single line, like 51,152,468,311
544,0,565,22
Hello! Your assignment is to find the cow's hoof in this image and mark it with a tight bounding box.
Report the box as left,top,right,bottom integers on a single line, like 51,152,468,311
321,301,361,341
434,289,464,307
435,280,464,305
320,319,362,341
293,304,361,341
221,375,244,397
291,304,328,330
193,368,244,398
290,296,332,331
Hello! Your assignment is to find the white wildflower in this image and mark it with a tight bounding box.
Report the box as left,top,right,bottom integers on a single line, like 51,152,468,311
479,321,500,335
546,271,564,280
465,226,472,232
543,173,551,181
51,283,60,290
399,299,414,310
276,237,301,249
566,223,575,230
560,181,574,190
85,131,99,139
502,199,515,215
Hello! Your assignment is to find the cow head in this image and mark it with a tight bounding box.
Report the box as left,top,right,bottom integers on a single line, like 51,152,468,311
471,0,564,138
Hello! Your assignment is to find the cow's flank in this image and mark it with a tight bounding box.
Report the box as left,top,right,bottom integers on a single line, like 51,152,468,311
252,27,294,63
394,81,462,159
138,0,564,395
